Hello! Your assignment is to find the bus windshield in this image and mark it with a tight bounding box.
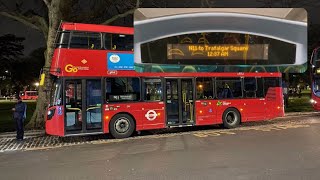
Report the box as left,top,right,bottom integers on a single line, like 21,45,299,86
49,78,62,106
26,91,38,96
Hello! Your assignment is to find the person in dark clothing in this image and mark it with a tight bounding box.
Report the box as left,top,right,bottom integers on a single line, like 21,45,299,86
282,81,289,108
12,96,27,141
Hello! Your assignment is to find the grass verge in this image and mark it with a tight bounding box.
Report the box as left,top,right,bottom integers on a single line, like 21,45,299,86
0,101,36,132
285,93,313,112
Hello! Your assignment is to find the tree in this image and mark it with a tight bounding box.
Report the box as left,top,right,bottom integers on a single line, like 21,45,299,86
0,34,24,96
0,0,142,128
257,0,315,7
1,0,68,128
11,47,45,92
0,34,24,71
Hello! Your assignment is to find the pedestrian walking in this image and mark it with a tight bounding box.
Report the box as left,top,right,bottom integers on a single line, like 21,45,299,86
12,96,27,141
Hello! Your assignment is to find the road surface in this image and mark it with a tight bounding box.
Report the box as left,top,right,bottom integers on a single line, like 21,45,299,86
0,114,319,180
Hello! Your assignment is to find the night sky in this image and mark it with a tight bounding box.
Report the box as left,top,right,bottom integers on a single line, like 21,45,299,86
0,0,319,56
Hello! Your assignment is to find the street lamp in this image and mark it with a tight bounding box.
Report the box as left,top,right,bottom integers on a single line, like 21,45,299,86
5,70,8,73
34,82,40,90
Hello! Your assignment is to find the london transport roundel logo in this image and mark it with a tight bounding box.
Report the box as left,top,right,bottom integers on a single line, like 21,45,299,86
109,54,120,63
145,110,157,121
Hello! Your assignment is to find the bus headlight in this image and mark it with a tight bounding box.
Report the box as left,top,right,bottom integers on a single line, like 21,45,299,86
310,99,317,104
47,108,56,120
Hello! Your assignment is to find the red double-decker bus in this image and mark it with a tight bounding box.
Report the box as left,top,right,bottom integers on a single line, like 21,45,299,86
19,91,38,100
310,47,320,110
46,22,284,138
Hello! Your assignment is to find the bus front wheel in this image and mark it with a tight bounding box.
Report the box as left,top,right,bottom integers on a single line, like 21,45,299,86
222,108,241,129
109,113,135,139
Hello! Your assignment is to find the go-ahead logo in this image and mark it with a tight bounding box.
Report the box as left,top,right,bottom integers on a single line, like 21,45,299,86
65,64,78,73
109,54,120,63
65,64,89,73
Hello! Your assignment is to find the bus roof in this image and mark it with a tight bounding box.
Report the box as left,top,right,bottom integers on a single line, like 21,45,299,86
61,22,134,35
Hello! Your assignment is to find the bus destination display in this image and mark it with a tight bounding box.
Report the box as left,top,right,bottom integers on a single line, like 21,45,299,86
167,44,269,60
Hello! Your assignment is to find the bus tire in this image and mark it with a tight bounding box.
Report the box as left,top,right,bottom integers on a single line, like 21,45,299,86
222,108,241,129
109,113,135,139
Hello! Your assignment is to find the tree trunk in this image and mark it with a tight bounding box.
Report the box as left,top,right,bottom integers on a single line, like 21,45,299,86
27,0,62,129
26,0,136,129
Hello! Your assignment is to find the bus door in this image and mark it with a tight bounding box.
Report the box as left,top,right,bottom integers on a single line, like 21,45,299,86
243,77,266,120
165,78,195,126
64,79,103,135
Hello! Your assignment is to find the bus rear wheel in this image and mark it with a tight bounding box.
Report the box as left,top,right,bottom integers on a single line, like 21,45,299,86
109,114,135,139
222,108,241,129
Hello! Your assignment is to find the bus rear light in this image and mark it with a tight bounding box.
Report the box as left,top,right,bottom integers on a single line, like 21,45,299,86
277,106,281,109
199,110,203,114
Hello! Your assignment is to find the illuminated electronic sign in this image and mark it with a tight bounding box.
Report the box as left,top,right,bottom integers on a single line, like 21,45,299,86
167,44,269,60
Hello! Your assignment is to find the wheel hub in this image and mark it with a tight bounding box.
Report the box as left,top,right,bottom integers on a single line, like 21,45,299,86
115,118,130,133
226,112,236,124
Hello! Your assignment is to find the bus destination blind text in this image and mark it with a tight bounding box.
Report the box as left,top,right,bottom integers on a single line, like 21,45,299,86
167,44,269,60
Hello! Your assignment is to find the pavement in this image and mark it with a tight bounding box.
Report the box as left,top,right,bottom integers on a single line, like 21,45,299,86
0,113,319,179
0,130,44,138
0,111,317,138
284,111,320,117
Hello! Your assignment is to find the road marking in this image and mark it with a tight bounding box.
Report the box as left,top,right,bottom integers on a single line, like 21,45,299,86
192,124,311,138
193,130,236,138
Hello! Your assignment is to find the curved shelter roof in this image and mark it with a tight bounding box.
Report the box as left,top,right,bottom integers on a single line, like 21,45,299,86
134,8,307,65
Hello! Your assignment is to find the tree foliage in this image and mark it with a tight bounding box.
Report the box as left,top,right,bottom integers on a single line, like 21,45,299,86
0,34,24,70
11,47,45,91
0,34,24,96
0,0,144,128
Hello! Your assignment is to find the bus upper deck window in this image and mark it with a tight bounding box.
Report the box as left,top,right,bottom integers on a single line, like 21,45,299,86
70,31,101,49
111,34,133,51
56,31,70,48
